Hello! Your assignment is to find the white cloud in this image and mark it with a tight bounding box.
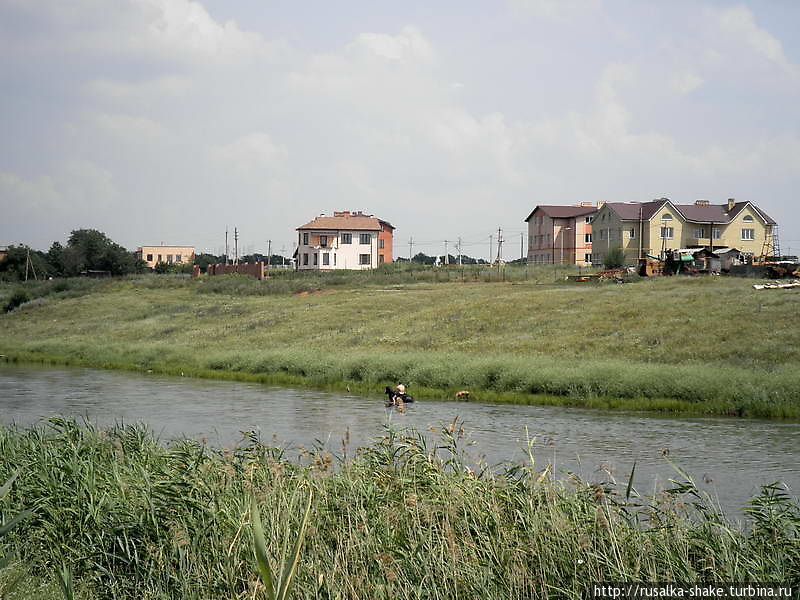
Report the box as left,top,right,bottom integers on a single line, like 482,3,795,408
671,71,704,95
347,26,436,64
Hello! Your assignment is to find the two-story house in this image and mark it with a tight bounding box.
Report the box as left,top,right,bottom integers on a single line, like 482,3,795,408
592,198,777,265
525,203,598,266
295,211,394,270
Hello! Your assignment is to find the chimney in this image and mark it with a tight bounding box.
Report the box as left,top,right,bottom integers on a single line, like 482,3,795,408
597,201,606,208
695,200,710,206
727,198,736,211
579,202,594,207
333,211,351,217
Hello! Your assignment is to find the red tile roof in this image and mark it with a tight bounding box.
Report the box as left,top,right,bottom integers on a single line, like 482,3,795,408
297,215,382,231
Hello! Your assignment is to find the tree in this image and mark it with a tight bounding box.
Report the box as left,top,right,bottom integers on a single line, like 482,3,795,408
65,229,135,276
0,245,52,281
604,247,626,269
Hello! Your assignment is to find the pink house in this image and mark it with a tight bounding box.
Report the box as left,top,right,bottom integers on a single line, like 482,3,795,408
525,203,599,266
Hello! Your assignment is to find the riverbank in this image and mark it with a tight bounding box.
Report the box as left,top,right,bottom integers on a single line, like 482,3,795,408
1,271,799,419
1,420,797,599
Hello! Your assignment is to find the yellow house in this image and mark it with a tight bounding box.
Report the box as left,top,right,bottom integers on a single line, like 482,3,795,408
135,245,196,269
592,198,777,264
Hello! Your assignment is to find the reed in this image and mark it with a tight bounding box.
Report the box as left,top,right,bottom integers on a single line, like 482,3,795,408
0,420,797,599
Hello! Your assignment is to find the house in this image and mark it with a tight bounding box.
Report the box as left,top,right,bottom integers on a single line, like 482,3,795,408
524,203,598,266
135,245,196,269
591,198,776,265
295,211,394,270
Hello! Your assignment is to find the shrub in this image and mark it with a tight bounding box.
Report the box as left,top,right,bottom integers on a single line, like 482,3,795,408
3,289,30,313
604,247,626,269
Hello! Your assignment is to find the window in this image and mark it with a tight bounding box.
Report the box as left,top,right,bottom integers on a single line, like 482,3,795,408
629,228,636,239
712,228,721,240
694,228,706,238
743,215,754,223
585,216,593,224
176,255,182,263
303,232,309,245
661,227,674,240
661,213,673,221
585,233,592,243
146,254,153,262
320,235,328,248
379,254,384,264
303,253,308,265
359,254,371,265
585,254,592,263
167,255,173,264
359,233,371,245
341,233,352,244
599,230,607,241
157,254,162,262
322,253,330,265
378,239,385,249
334,254,337,266
313,253,318,265
742,228,755,240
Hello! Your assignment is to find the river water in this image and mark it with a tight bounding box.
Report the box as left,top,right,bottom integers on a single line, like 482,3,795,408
1,363,798,515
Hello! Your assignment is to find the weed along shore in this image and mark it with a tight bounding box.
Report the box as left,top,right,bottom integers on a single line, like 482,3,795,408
0,419,798,599
1,268,800,419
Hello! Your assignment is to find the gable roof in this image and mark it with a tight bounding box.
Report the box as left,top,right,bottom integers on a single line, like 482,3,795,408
297,215,381,231
524,205,598,222
603,199,776,225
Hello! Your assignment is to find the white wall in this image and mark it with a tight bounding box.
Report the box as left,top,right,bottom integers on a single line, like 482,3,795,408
296,230,378,270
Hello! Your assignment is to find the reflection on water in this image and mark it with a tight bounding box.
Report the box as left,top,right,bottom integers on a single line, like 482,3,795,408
1,363,798,515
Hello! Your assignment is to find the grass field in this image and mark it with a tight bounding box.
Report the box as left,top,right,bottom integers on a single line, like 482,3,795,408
1,419,797,599
1,266,799,418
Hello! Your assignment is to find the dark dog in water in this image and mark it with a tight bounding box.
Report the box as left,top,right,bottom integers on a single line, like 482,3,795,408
384,385,414,406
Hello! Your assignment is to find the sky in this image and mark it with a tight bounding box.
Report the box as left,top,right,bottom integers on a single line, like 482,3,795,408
1,0,799,260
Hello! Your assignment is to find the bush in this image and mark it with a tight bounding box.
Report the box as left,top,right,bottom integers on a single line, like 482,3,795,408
604,247,626,269
3,288,30,313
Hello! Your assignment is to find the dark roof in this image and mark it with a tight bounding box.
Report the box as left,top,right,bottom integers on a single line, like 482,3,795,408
604,200,776,225
524,205,598,222
602,200,668,221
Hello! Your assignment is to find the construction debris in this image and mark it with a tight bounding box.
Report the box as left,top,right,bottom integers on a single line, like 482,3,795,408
753,280,800,291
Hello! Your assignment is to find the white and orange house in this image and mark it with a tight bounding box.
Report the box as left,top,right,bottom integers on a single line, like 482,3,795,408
295,211,394,270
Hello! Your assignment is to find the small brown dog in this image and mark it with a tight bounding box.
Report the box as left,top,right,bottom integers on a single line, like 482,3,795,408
455,390,470,400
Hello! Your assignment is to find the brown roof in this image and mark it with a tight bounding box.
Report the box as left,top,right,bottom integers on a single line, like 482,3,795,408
524,205,599,222
605,200,776,225
297,215,381,231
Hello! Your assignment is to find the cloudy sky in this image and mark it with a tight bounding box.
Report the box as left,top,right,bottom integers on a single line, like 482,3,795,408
1,0,799,259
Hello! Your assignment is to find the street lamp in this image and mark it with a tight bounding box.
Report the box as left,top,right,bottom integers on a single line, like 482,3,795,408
560,227,572,265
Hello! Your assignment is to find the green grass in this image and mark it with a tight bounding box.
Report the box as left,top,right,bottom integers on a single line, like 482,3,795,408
1,268,799,418
0,420,797,599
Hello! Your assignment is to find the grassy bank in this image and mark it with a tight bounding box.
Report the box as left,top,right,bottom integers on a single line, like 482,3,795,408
1,270,799,418
1,420,798,599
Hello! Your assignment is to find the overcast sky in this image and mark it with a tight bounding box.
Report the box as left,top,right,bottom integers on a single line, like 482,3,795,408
1,0,798,259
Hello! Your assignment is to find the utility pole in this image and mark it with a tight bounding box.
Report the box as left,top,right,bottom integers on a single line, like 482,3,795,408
489,234,493,265
409,236,414,261
234,228,239,265
495,227,504,265
444,240,449,265
520,232,524,261
267,240,272,268
457,237,462,266
225,228,229,265
281,245,286,267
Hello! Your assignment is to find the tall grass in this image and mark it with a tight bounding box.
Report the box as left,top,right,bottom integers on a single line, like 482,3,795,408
0,419,797,599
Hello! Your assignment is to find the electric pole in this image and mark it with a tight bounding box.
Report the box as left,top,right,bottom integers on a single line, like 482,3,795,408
457,237,462,266
444,240,449,265
234,228,239,265
225,228,229,265
495,228,504,265
267,239,272,268
409,236,414,261
520,232,524,261
489,235,493,265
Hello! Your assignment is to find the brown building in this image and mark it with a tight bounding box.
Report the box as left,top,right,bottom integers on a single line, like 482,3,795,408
525,203,598,266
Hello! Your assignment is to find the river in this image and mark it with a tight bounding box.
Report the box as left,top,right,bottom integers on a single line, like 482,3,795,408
1,363,798,516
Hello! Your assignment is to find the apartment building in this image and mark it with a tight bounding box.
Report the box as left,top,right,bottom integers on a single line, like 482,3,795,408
592,198,776,264
525,203,598,266
295,211,394,270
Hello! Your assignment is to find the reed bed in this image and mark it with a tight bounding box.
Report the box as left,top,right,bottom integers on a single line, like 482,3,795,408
0,420,798,599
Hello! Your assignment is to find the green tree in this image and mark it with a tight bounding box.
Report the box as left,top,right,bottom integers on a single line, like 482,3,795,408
0,245,52,281
604,247,626,269
65,229,135,276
